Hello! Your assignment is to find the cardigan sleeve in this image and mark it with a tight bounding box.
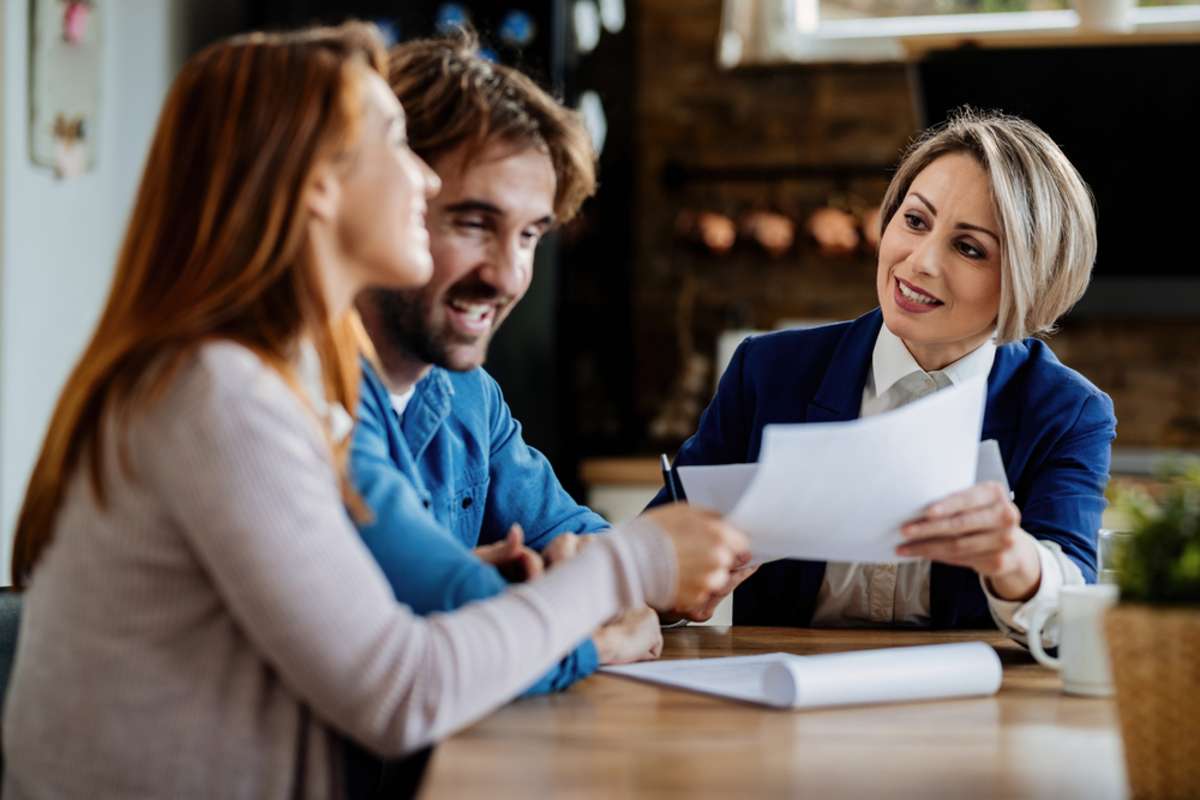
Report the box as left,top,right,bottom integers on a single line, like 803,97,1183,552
143,344,675,757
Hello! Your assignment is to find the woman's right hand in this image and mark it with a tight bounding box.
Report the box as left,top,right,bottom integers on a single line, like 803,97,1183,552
643,504,749,611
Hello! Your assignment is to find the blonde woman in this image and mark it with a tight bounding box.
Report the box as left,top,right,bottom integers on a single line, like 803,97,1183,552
653,109,1114,646
3,24,746,799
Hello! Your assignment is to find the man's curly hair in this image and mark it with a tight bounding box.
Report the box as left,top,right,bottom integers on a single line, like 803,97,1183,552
388,30,597,222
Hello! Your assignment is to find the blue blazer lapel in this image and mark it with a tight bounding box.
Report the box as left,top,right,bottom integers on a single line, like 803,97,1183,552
980,341,1025,441
807,309,882,423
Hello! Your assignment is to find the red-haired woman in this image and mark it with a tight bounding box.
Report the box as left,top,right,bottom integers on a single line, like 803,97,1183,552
2,24,746,799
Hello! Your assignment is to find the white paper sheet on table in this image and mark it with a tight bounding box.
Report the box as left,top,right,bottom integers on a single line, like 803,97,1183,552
676,376,990,563
601,642,1002,709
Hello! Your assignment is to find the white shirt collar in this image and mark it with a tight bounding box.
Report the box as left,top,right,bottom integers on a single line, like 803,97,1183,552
870,322,996,397
389,388,415,419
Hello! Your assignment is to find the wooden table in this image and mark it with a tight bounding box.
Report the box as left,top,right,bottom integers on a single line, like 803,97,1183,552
421,627,1126,799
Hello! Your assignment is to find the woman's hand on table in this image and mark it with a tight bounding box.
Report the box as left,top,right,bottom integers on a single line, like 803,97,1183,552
593,606,663,665
897,481,1042,601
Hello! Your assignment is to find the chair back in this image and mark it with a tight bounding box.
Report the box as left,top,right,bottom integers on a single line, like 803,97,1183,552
0,587,23,783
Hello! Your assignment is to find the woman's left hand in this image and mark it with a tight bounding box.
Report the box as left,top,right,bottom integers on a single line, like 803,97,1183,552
897,481,1043,601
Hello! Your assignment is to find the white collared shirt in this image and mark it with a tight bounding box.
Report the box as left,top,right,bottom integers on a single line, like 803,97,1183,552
810,324,1081,646
389,388,415,420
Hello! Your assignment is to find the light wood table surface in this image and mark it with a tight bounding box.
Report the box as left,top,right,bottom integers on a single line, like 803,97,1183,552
421,627,1126,799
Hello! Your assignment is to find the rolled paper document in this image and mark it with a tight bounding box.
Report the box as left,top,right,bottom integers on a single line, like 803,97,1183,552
762,642,1002,710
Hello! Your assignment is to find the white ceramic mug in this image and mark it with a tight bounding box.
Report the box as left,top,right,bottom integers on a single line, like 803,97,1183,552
1027,584,1119,697
1074,0,1135,32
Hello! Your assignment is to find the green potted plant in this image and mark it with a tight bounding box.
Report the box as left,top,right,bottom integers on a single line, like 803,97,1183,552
1105,464,1200,799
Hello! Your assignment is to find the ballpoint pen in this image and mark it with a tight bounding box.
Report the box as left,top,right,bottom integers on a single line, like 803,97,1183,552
660,453,680,503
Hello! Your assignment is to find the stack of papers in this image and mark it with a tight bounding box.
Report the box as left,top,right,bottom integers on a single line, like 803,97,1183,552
601,642,1002,709
678,376,992,563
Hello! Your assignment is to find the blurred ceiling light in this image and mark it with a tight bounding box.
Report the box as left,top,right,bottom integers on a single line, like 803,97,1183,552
578,91,607,156
435,3,470,34
574,0,602,53
374,19,400,48
718,30,744,68
599,0,626,34
499,10,537,48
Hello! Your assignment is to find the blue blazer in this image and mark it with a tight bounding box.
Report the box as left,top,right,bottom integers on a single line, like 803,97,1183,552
649,309,1117,629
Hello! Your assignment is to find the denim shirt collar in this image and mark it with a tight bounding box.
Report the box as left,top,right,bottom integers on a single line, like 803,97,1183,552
400,367,455,462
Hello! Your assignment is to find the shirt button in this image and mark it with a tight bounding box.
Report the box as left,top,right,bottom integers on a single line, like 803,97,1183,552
461,497,473,510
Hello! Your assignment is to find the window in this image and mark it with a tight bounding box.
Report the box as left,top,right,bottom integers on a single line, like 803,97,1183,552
717,0,1200,66
818,0,1069,22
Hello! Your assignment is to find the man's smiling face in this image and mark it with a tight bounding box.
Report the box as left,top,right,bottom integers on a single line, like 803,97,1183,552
369,139,557,371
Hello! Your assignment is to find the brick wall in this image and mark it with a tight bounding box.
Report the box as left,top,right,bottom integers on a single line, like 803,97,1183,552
629,0,1200,450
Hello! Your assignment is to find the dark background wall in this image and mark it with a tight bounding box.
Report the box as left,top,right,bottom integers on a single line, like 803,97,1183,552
171,0,1200,465
621,0,1200,454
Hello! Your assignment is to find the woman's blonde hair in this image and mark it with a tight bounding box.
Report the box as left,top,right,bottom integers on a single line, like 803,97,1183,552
879,107,1097,343
11,23,387,587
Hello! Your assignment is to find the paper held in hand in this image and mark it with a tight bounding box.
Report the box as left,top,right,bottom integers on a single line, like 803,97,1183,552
601,642,1002,709
678,376,990,564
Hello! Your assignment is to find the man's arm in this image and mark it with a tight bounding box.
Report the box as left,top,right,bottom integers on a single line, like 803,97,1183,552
351,378,598,694
478,370,609,552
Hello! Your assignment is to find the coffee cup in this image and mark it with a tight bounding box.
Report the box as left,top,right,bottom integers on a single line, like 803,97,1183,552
1074,0,1134,33
1027,583,1119,697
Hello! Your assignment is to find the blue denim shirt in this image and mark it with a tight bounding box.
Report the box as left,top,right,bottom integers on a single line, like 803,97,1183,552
350,360,609,695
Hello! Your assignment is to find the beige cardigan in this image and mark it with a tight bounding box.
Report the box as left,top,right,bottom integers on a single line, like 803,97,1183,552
3,342,675,799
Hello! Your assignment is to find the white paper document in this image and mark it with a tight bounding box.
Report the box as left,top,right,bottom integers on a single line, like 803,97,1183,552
975,438,1010,492
675,462,759,516
679,440,1006,517
601,642,1002,710
677,376,988,563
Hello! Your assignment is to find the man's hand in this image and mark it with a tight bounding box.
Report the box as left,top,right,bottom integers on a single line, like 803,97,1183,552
665,551,758,623
543,531,603,567
592,606,663,665
474,524,545,583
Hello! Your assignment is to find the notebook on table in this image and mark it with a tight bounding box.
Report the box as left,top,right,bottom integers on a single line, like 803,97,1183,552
600,642,1002,710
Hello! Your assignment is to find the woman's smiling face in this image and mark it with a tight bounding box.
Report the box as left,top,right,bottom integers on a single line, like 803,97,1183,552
876,152,1004,371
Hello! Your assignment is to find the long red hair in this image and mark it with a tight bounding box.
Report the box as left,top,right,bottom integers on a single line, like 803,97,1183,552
11,23,386,587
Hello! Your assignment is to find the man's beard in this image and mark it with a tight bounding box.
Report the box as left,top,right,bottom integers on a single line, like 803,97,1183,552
369,278,501,371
